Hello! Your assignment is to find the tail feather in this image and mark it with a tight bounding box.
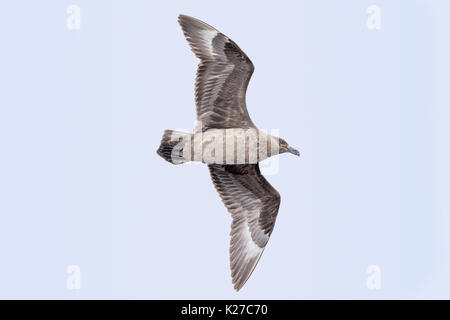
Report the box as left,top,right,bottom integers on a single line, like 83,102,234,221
157,130,192,164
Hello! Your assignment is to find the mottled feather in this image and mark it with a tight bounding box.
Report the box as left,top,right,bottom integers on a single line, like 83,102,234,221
208,164,281,291
178,15,255,131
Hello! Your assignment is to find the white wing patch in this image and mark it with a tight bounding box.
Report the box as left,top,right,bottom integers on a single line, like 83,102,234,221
230,210,265,290
236,214,264,259
200,29,218,56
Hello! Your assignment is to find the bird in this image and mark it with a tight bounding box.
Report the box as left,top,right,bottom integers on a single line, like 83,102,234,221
157,14,300,291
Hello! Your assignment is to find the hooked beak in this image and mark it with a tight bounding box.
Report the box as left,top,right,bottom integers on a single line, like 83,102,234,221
287,146,300,156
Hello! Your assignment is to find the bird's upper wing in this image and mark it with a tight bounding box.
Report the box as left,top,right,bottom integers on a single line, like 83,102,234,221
178,15,256,132
208,164,280,291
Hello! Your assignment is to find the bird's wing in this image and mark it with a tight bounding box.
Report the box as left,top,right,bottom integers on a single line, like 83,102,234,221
208,164,280,291
178,15,256,132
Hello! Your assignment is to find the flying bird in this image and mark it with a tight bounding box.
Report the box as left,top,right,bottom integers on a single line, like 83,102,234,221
157,14,300,291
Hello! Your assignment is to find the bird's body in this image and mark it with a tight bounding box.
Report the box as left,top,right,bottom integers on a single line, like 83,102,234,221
157,15,300,291
159,128,282,164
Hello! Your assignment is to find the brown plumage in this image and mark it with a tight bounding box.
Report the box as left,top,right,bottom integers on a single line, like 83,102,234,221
178,14,255,131
157,14,300,291
209,164,280,290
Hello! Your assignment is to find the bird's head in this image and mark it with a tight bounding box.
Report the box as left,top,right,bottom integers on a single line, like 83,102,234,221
279,138,300,157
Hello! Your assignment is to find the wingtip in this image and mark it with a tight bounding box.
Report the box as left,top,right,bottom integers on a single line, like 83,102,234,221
231,272,251,292
177,14,219,33
177,14,186,27
233,282,244,292
178,14,198,26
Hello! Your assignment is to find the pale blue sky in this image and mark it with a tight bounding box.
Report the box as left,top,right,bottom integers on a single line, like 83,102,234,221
0,0,449,299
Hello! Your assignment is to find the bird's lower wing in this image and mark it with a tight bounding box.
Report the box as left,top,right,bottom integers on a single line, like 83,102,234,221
208,164,281,291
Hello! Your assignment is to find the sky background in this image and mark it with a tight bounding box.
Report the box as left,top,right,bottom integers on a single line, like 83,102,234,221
0,0,449,299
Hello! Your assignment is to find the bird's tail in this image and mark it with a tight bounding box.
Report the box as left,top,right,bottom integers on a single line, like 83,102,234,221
157,130,192,164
